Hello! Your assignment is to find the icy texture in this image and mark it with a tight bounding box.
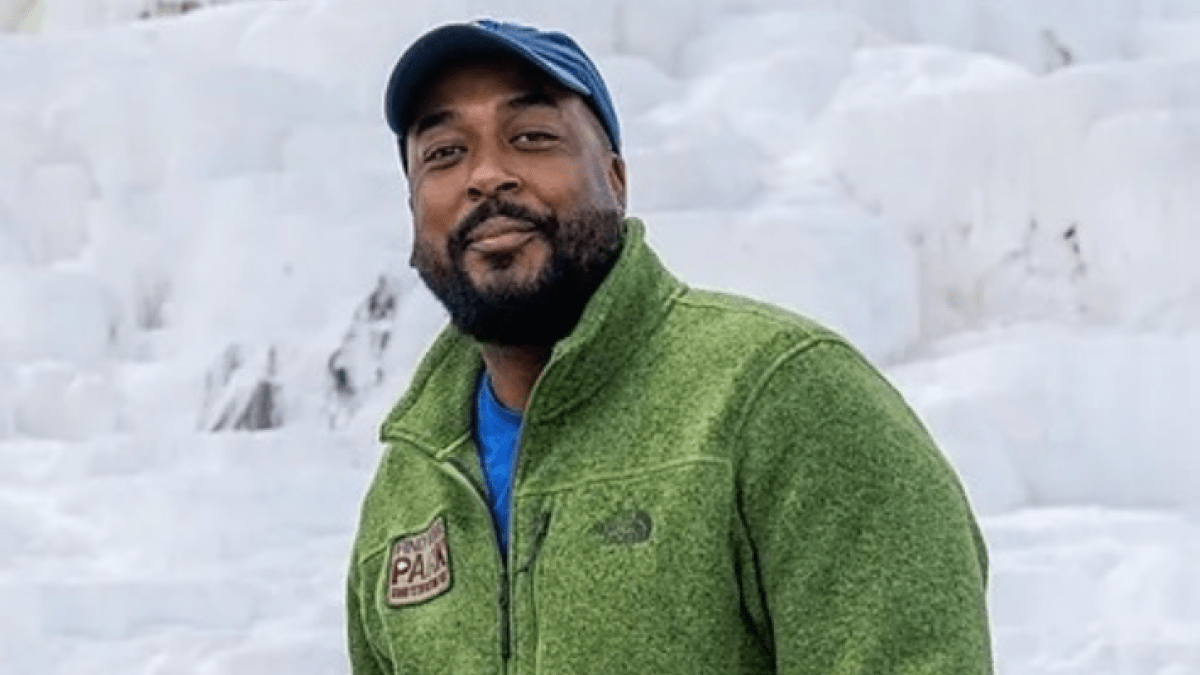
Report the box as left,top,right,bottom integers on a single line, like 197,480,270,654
1,0,1199,673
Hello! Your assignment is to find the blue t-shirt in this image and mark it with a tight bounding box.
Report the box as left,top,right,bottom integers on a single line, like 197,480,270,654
474,372,522,554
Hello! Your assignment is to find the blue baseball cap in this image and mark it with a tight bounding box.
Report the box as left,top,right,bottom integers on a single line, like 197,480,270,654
384,19,621,169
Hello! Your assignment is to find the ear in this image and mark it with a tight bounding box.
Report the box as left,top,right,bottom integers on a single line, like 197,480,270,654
607,153,627,210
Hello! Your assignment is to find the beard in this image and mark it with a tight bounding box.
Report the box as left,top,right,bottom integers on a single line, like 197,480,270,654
412,200,624,346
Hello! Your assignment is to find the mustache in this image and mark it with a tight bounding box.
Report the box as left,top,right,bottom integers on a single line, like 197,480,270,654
449,200,557,256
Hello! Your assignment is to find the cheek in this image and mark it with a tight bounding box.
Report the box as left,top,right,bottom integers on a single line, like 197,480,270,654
536,161,617,215
409,203,447,271
578,157,623,212
410,178,463,242
408,221,438,270
410,178,447,224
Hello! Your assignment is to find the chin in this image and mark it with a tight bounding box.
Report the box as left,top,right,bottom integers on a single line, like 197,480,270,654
468,258,550,293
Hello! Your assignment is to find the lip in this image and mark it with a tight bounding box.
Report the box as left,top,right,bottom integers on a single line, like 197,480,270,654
465,217,540,254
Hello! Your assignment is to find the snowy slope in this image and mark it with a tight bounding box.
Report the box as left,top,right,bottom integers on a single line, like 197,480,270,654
2,0,1199,673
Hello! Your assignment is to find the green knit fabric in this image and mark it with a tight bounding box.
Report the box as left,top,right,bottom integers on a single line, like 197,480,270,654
347,219,994,675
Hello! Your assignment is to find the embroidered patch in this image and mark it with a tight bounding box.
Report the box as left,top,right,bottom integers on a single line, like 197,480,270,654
591,509,653,545
387,516,453,607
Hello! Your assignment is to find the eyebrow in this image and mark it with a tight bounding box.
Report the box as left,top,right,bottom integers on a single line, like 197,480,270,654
411,109,454,139
505,90,559,113
408,88,563,146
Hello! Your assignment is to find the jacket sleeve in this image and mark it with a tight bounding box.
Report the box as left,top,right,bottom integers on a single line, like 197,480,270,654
347,562,390,675
736,338,993,674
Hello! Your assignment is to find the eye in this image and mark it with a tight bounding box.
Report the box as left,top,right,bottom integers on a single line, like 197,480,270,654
512,130,559,147
423,144,463,166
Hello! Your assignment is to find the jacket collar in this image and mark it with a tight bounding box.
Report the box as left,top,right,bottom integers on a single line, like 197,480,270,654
379,218,685,456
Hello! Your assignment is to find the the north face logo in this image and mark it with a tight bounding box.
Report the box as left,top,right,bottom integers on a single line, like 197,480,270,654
387,516,453,607
591,509,653,545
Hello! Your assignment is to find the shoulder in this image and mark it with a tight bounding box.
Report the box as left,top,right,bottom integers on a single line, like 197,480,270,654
673,287,832,339
661,289,933,463
661,286,867,382
713,298,966,513
640,286,894,445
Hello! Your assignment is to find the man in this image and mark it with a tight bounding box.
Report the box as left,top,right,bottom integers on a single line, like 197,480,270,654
347,19,993,675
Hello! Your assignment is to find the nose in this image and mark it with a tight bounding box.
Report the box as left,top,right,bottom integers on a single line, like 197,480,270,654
466,144,521,201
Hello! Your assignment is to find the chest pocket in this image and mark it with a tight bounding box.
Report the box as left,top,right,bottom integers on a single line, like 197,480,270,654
527,459,744,674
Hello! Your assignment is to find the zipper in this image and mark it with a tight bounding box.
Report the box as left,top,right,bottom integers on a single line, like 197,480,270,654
499,573,511,662
440,458,511,664
447,415,534,666
489,356,558,669
500,422,526,665
500,358,556,668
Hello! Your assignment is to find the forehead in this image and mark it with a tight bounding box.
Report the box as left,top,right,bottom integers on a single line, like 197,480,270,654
410,54,568,121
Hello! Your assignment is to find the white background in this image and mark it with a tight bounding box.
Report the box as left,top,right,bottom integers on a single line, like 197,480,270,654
2,0,1199,673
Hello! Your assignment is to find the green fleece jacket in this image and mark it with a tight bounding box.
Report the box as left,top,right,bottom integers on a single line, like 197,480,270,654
347,219,993,674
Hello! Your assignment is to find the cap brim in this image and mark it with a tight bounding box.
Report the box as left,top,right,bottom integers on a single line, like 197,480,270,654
385,23,592,138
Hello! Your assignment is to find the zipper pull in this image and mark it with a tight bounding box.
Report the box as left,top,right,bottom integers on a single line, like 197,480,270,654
517,511,552,574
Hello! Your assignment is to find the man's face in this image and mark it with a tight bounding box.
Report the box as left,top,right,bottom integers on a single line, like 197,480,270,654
405,54,627,346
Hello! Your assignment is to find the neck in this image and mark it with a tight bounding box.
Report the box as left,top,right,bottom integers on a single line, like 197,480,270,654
479,343,553,412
